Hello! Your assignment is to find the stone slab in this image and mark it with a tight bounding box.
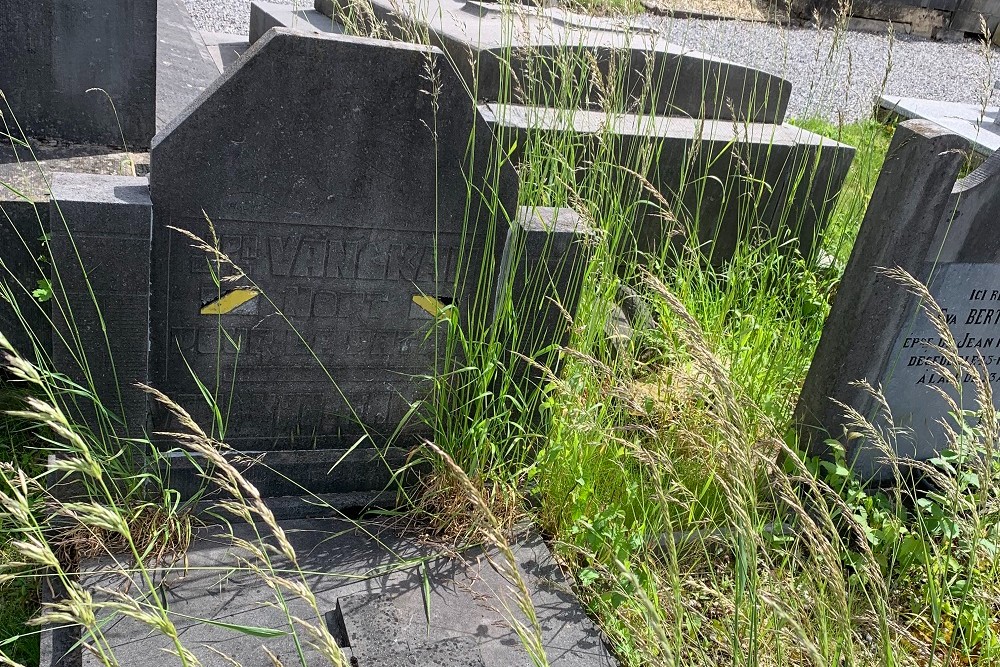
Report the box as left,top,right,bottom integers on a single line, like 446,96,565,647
200,32,252,71
49,173,152,439
332,593,487,665
495,206,592,413
880,95,1000,158
61,518,614,666
250,1,345,43
0,140,149,203
0,140,149,358
0,0,157,148
484,104,854,267
149,29,519,454
796,120,975,478
158,446,412,500
156,0,222,130
316,0,791,123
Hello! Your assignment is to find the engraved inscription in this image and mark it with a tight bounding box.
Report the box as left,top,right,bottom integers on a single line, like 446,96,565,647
884,263,1000,445
157,217,476,447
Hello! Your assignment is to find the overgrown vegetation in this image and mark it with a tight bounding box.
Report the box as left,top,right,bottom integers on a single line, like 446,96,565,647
2,3,998,667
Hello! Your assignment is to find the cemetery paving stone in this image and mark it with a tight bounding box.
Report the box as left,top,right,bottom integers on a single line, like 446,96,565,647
72,519,616,666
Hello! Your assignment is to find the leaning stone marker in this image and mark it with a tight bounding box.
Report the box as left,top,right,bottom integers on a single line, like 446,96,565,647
0,0,157,148
483,104,854,269
150,29,519,495
796,119,992,479
316,0,791,123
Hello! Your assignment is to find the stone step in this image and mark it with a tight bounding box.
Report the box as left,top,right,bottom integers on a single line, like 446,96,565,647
157,446,414,501
200,31,252,72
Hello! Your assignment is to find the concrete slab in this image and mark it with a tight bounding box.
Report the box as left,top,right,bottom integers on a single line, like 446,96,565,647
249,1,345,44
880,94,1000,157
156,0,222,130
0,139,149,365
200,31,252,71
55,519,614,666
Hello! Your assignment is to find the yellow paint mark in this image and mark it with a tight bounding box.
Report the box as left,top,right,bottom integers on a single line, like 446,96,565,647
200,288,260,315
412,294,448,317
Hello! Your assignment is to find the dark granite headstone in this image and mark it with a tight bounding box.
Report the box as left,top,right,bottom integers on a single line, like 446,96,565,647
484,104,854,269
0,138,149,359
796,120,989,479
149,30,518,469
49,173,152,439
0,0,157,148
315,0,791,123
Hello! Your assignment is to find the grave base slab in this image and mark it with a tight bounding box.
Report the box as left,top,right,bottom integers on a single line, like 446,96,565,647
40,518,616,666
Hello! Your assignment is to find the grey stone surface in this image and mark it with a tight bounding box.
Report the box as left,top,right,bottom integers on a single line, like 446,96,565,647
880,94,1000,157
157,0,222,129
0,140,149,359
496,206,592,411
484,104,854,268
332,593,487,666
68,518,615,666
49,173,153,439
250,1,344,43
0,0,157,148
159,446,412,500
316,0,791,123
149,30,518,458
796,120,974,479
200,31,252,70
39,572,82,667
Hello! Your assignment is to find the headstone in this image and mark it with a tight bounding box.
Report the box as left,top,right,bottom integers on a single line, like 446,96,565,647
149,29,519,493
796,119,984,479
0,138,149,360
49,173,152,439
483,104,855,268
879,95,1000,158
0,0,157,148
315,0,791,123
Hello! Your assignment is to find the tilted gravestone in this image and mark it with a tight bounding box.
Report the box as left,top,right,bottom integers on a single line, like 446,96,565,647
315,0,790,123
484,105,854,269
796,119,998,479
0,0,157,148
307,0,850,269
150,29,523,497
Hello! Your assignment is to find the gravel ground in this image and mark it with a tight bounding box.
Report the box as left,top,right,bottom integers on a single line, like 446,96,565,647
183,0,1000,122
182,0,295,36
640,17,1000,121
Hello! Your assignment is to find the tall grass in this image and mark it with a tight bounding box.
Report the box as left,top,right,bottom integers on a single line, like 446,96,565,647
1,2,997,667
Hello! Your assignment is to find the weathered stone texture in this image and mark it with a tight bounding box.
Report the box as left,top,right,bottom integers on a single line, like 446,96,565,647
0,0,157,147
